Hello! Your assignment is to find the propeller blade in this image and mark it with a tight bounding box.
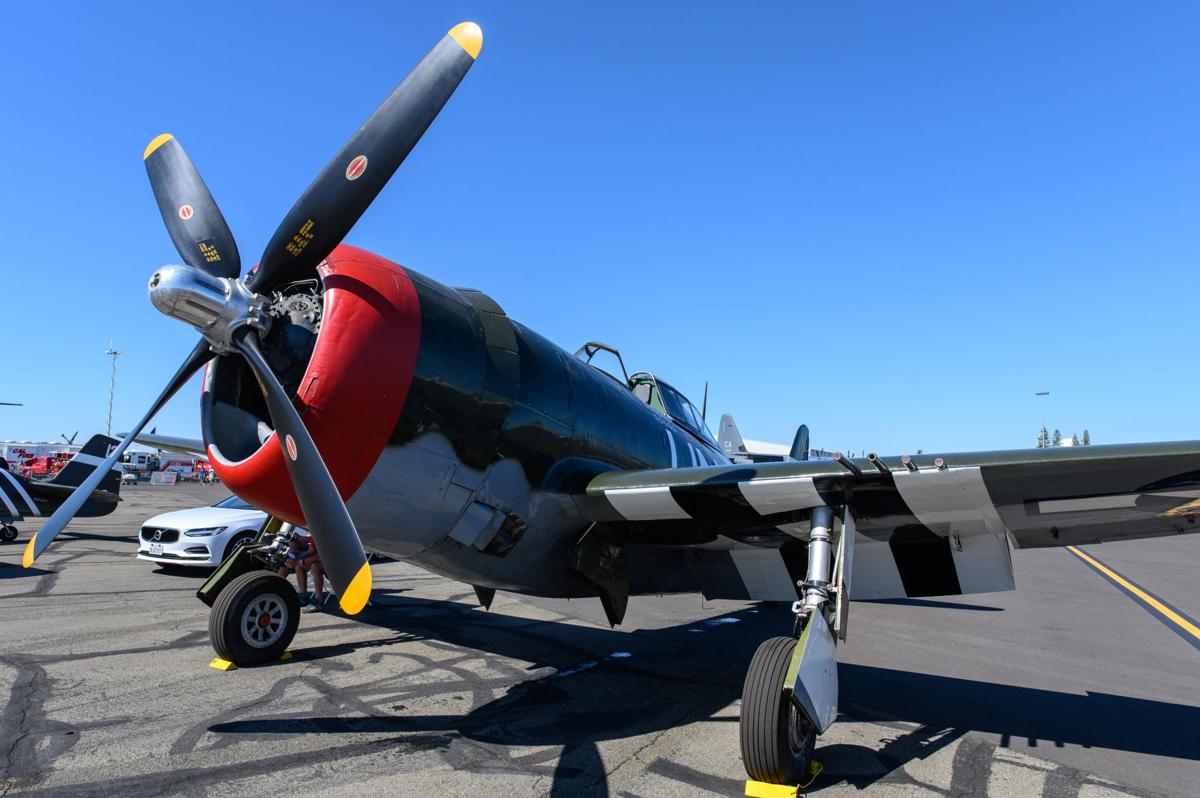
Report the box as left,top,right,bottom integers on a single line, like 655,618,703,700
250,21,482,290
144,134,241,279
233,331,372,615
24,340,213,567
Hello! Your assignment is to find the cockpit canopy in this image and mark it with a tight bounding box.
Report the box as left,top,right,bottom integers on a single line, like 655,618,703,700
629,372,717,447
572,342,718,448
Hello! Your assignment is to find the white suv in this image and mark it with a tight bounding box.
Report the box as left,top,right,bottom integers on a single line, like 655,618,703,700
137,495,267,568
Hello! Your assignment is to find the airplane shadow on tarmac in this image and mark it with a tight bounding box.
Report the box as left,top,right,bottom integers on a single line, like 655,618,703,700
0,562,54,580
207,593,1200,796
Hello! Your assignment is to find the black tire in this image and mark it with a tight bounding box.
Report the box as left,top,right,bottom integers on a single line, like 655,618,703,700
740,636,817,785
0,525,17,542
209,571,299,666
221,532,255,564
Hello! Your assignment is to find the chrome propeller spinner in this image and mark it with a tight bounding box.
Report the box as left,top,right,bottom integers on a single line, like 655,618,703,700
148,265,270,354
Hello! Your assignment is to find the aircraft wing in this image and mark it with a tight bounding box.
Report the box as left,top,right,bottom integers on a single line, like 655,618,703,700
126,432,207,459
575,441,1200,601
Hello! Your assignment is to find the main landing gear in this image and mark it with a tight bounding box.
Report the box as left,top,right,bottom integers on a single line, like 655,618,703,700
741,636,817,783
199,519,303,666
209,571,300,665
1,524,18,543
740,505,851,786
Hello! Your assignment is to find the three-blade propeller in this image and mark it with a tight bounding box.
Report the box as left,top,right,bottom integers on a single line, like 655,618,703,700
23,22,483,618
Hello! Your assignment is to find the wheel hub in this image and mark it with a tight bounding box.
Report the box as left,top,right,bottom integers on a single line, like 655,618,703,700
240,593,288,648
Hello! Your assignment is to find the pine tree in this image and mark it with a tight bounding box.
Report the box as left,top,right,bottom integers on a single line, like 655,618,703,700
1037,426,1049,448
1052,428,1063,447
1082,429,1090,445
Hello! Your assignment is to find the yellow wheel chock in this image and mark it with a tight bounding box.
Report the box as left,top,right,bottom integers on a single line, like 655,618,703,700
744,760,822,797
208,650,293,671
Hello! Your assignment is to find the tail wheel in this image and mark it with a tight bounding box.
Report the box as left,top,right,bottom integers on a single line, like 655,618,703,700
209,571,299,666
1,525,17,542
740,636,817,785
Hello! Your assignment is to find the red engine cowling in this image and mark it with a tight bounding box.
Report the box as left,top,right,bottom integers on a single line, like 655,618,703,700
204,244,421,524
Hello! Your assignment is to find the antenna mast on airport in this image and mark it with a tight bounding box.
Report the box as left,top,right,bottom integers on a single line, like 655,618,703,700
1035,390,1050,447
105,342,121,437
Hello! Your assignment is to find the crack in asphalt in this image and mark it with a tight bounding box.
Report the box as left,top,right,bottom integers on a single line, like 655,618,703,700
14,733,456,798
0,655,79,794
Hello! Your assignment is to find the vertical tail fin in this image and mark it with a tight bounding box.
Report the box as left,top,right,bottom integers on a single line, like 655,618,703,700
50,435,122,494
789,424,811,462
717,413,747,459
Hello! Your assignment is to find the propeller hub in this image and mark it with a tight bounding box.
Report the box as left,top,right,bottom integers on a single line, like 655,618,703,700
148,265,269,353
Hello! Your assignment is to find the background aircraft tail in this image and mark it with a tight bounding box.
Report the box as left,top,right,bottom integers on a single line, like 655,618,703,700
717,413,747,459
50,434,122,494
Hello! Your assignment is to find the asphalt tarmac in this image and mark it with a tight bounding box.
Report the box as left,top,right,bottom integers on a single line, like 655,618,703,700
2,483,1198,797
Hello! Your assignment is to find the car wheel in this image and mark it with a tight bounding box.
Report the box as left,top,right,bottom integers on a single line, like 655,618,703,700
221,532,255,564
209,571,299,666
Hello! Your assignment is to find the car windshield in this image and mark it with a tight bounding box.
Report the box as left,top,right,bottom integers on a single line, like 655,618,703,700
213,495,254,510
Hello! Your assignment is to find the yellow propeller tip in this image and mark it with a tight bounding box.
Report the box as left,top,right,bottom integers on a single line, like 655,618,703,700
22,536,36,568
143,133,174,160
339,560,372,616
448,21,483,59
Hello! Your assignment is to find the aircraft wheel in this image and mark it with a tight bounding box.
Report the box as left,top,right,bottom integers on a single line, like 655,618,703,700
740,636,817,785
0,525,17,542
209,571,299,666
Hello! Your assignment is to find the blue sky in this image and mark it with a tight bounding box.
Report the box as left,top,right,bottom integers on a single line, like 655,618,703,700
2,2,1197,454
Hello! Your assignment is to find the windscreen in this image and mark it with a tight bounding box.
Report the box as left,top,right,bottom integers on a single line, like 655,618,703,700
658,383,718,447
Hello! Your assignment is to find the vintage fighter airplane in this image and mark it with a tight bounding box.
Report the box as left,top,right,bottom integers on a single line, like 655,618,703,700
22,21,1200,787
1,434,121,542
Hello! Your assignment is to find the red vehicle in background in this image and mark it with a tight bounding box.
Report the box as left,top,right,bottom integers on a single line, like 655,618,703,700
19,452,73,480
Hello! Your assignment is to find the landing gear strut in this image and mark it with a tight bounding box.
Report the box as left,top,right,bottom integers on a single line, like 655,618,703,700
0,524,17,543
199,518,307,666
740,505,848,786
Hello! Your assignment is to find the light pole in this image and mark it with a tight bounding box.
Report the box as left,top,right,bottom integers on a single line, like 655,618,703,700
1035,391,1049,446
105,343,121,437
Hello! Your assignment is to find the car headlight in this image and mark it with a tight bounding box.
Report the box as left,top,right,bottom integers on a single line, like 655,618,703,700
184,527,226,537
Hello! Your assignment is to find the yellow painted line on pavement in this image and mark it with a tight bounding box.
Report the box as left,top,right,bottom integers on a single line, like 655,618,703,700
1066,545,1200,644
